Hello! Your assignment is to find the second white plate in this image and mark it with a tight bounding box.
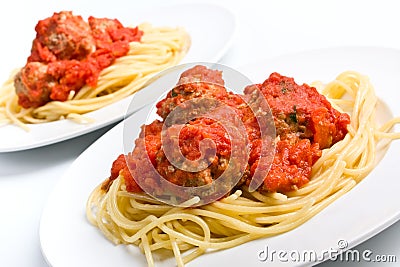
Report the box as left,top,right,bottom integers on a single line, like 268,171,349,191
0,3,235,152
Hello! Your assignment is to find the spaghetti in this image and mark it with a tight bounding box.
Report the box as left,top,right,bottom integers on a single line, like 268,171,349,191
86,70,399,266
0,22,190,130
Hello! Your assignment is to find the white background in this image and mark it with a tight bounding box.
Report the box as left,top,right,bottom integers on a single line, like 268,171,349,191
1,0,399,266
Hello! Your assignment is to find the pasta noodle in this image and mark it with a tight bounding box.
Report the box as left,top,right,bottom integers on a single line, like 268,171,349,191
86,71,400,266
0,23,190,130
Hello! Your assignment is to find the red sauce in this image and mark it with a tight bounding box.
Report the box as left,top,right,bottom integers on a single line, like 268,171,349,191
246,72,350,149
15,11,143,108
105,67,350,195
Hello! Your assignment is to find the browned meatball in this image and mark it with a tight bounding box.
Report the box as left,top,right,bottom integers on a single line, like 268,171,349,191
156,65,227,120
14,62,54,108
28,11,95,62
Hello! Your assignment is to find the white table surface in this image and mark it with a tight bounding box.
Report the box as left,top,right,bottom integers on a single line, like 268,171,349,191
1,0,399,266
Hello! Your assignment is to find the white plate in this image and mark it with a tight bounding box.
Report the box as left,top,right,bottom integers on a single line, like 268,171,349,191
40,46,400,267
0,3,235,153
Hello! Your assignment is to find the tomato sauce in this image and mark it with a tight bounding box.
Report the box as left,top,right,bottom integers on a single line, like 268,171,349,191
15,11,143,108
105,66,350,195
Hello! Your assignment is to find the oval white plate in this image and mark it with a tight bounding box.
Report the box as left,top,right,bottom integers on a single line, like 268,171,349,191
40,46,400,267
0,3,235,152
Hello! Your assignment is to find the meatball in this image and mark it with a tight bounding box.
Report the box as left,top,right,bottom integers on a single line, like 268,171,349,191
121,118,236,197
244,72,350,192
156,65,227,120
245,72,350,149
28,11,95,62
14,62,53,108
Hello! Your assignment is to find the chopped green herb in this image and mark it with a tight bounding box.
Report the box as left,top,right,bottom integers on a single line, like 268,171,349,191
280,81,289,94
171,90,178,97
289,105,297,123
